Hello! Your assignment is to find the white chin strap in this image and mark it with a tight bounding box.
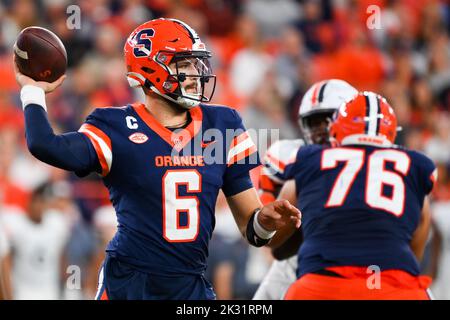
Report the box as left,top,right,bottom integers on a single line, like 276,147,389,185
127,77,141,88
127,72,147,88
150,86,200,109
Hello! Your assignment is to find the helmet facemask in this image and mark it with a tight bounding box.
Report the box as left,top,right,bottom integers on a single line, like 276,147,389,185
299,110,335,145
153,51,216,109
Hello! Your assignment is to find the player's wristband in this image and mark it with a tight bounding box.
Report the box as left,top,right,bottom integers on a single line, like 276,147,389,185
254,209,277,239
20,85,47,112
246,209,276,247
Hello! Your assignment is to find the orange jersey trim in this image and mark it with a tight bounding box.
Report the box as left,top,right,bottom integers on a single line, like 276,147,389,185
230,131,250,149
227,144,257,167
79,123,112,176
132,103,202,151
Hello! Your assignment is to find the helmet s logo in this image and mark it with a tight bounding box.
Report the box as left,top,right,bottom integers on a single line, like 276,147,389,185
133,29,155,58
124,19,217,108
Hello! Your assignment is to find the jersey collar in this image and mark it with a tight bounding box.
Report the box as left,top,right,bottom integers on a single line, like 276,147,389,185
132,103,203,151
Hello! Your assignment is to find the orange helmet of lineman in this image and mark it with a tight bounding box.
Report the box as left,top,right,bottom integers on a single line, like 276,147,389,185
330,91,398,147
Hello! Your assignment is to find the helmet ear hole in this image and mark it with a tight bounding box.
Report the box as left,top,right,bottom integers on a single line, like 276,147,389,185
141,67,154,75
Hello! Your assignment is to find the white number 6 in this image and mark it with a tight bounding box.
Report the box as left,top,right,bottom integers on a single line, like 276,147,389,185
162,170,201,242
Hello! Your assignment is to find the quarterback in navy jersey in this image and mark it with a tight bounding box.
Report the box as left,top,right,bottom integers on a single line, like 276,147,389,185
279,92,437,300
14,18,301,300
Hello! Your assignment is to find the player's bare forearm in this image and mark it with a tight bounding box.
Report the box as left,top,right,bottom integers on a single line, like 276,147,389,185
226,187,263,236
265,179,300,250
429,219,442,279
265,222,297,249
271,229,303,260
0,255,12,300
278,180,297,207
428,219,442,279
410,196,431,261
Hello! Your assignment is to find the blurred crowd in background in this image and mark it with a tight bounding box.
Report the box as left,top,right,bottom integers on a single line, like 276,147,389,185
0,0,449,300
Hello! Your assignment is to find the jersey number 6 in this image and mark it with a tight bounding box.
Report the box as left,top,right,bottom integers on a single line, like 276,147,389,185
162,170,201,242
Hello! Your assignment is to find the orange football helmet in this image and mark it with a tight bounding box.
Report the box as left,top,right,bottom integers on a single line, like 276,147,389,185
124,18,216,108
329,91,398,146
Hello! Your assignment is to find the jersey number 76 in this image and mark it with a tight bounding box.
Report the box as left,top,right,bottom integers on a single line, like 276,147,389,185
321,148,411,217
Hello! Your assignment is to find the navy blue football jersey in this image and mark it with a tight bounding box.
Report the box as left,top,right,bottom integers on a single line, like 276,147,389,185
78,103,260,276
284,144,437,278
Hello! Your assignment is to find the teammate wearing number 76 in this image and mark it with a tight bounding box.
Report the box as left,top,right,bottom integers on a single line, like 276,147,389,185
277,91,437,300
14,18,301,300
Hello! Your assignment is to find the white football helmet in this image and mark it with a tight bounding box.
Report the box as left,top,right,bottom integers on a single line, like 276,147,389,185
298,79,358,144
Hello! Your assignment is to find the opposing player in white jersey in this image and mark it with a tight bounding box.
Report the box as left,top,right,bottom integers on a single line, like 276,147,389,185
1,184,71,299
253,79,358,300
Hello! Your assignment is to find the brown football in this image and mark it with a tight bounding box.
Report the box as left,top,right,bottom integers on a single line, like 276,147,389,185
14,26,67,82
